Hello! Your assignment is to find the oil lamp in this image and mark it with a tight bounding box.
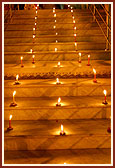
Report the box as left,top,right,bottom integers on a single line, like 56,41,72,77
10,91,17,107
78,53,81,63
60,124,66,135
93,68,97,83
7,115,13,131
55,48,57,52
14,74,20,85
56,78,60,84
20,56,24,67
32,55,35,64
102,90,108,105
56,97,61,106
57,62,60,67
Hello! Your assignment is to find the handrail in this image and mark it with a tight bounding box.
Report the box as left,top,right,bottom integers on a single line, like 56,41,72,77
101,4,111,18
94,5,111,32
89,5,111,48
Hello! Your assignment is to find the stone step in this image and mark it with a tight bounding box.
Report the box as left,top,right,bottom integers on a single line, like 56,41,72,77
4,35,107,43
4,78,111,97
4,29,105,37
4,42,106,52
4,96,111,120
4,149,111,164
4,119,111,150
4,51,111,63
5,21,105,30
4,60,111,79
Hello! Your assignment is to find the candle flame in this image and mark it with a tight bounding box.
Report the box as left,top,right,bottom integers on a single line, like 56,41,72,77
37,4,39,7
16,74,19,81
74,34,76,37
56,32,58,35
79,53,81,57
88,55,90,58
75,42,77,46
58,97,61,104
55,48,57,51
9,115,12,120
30,49,33,53
35,17,37,20
58,62,60,66
73,16,74,19
73,20,75,23
93,68,96,74
36,11,37,14
56,40,58,43
103,90,107,96
33,28,35,31
53,7,55,10
61,124,63,132
55,20,57,22
53,25,56,29
56,78,59,83
35,23,37,26
54,14,56,17
33,35,35,38
74,27,76,30
71,7,73,9
35,7,37,10
71,10,73,13
21,56,23,60
13,91,16,97
68,5,70,7
32,55,35,58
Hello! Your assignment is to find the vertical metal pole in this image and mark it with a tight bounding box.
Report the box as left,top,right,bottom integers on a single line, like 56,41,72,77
105,4,110,50
9,4,12,19
93,5,96,21
18,4,19,10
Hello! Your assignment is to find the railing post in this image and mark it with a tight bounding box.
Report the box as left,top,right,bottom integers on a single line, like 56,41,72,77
93,5,96,21
105,4,110,50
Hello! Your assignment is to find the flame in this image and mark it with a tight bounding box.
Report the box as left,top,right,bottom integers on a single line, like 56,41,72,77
71,7,73,9
33,28,35,31
103,90,107,96
30,49,33,53
56,32,58,35
68,5,70,7
88,55,90,58
53,7,55,10
35,7,37,10
35,17,37,20
74,27,76,30
58,97,61,104
58,62,60,66
16,74,19,81
13,91,16,97
73,20,75,23
32,55,35,58
9,115,12,120
36,11,37,14
75,42,77,46
61,124,63,132
74,34,76,37
53,25,56,29
56,78,59,83
55,48,57,52
73,16,74,19
93,68,96,74
56,40,58,43
79,53,81,57
33,35,35,38
71,10,73,13
54,14,56,17
21,56,23,60
35,23,37,26
55,20,57,22
37,4,39,7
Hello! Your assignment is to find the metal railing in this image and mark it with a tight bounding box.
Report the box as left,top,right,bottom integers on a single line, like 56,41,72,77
89,4,111,50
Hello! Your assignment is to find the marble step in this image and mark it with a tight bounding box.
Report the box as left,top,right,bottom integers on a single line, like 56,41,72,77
5,22,104,30
4,119,111,150
4,78,111,98
4,96,111,120
4,149,111,164
4,60,111,79
4,29,106,37
4,35,107,43
4,42,106,52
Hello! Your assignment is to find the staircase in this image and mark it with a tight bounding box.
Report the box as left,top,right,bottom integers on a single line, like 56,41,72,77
4,6,111,165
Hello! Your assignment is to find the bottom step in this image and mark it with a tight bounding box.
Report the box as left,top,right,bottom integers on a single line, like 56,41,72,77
4,149,111,164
